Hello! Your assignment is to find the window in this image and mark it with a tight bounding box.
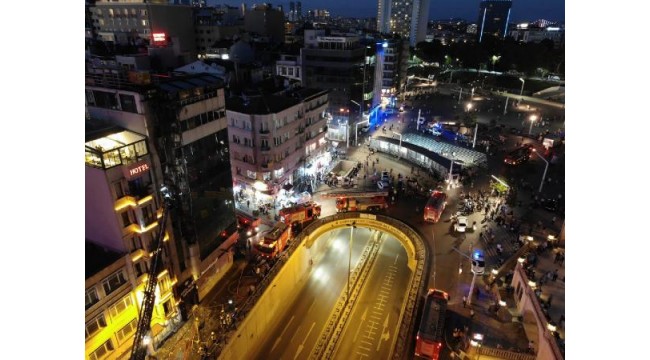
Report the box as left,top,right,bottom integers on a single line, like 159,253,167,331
246,170,256,180
85,287,99,309
134,140,148,157
134,260,148,277
120,211,133,228
263,172,271,180
274,168,284,178
128,235,142,252
163,300,174,316
85,314,107,339
89,339,114,360
119,94,137,113
142,205,155,226
141,19,148,26
113,181,124,198
288,68,294,76
102,270,127,295
109,294,134,318
116,319,137,343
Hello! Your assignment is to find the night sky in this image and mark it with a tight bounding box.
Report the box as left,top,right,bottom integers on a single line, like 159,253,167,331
208,0,565,22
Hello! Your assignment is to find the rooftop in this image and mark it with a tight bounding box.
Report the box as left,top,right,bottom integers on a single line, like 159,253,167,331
85,240,125,279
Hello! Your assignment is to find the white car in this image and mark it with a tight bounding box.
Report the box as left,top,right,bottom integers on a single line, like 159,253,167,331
454,216,468,233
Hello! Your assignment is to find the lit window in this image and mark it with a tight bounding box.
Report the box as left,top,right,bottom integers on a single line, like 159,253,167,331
109,294,134,318
85,314,107,339
115,319,137,343
89,339,114,360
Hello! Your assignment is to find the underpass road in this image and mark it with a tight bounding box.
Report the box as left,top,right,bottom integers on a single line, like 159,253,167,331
333,234,411,360
251,227,375,360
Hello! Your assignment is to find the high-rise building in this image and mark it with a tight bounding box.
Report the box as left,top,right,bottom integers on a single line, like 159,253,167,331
376,0,430,47
86,58,239,308
85,118,181,359
477,0,512,43
244,3,285,43
288,2,302,21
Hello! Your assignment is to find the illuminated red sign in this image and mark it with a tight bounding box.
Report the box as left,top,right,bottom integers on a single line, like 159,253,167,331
123,161,150,180
152,33,166,43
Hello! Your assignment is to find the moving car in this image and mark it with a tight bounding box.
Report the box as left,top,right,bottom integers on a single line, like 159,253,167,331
504,148,531,166
471,251,485,275
454,216,468,233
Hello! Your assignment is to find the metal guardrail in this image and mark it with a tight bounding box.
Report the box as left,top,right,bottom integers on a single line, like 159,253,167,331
476,346,536,360
312,232,384,359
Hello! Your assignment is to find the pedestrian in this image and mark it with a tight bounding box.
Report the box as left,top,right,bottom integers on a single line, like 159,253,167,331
462,296,467,308
470,309,475,319
552,269,559,281
246,200,250,208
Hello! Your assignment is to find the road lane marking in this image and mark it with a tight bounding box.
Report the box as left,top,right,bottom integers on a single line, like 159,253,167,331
354,308,368,342
271,315,295,351
376,313,391,351
293,322,315,360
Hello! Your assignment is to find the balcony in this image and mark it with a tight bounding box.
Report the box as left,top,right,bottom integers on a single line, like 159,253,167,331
259,129,270,134
114,194,154,212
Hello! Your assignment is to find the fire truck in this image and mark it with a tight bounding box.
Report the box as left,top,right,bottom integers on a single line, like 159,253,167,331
254,222,291,259
321,191,389,213
279,201,321,226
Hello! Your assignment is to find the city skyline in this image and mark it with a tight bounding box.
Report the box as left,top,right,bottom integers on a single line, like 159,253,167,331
208,0,565,22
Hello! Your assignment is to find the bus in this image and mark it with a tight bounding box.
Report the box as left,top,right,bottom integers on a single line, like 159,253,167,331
415,289,450,359
424,191,447,223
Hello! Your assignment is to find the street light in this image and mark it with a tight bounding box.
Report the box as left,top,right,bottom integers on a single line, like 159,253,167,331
447,152,457,189
346,222,357,302
529,114,538,135
466,102,473,113
519,77,525,96
531,149,549,193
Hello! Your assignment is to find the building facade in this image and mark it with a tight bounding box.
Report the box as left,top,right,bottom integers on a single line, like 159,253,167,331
244,4,285,43
376,0,430,46
477,0,512,43
86,59,239,308
276,54,303,83
90,0,197,64
85,120,179,360
226,88,329,207
302,32,368,120
373,37,407,108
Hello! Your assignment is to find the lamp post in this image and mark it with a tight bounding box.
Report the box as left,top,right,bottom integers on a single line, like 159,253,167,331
532,149,549,193
447,152,457,189
346,222,357,302
472,121,478,149
458,88,463,104
529,114,538,135
518,77,525,96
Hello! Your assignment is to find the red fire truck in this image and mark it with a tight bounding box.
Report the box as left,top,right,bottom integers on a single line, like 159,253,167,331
335,196,388,212
254,222,291,259
279,201,321,226
424,191,447,223
415,289,449,359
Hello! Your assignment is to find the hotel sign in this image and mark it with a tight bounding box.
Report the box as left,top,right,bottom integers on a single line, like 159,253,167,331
123,161,150,180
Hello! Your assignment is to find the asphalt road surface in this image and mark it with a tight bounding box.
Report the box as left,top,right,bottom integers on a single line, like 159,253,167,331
251,227,375,360
333,234,411,360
